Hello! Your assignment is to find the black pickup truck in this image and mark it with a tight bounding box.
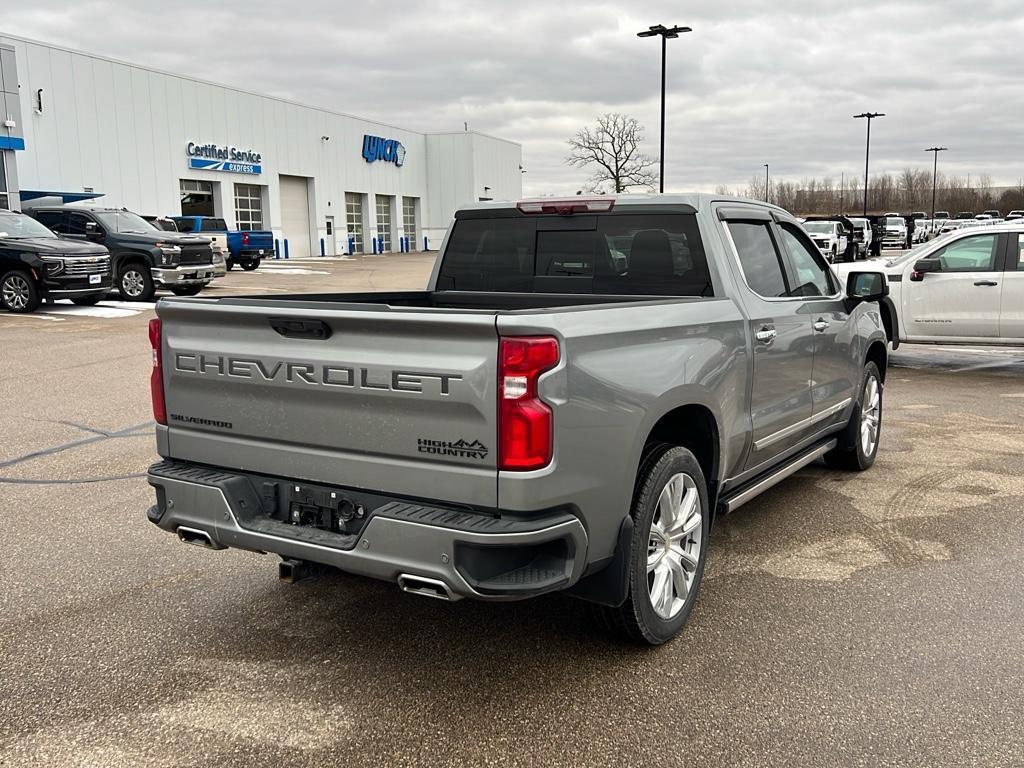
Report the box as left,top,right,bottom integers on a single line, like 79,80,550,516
0,209,111,313
27,207,216,301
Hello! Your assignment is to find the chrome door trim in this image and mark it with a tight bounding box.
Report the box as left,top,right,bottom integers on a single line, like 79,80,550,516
753,397,852,451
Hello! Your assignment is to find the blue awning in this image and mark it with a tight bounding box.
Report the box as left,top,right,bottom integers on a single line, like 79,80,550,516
0,136,25,151
19,190,105,204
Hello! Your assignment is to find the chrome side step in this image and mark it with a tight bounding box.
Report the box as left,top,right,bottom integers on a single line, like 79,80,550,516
721,439,838,514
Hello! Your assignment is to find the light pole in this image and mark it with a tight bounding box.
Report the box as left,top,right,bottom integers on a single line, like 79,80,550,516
854,112,885,216
637,24,692,193
764,164,770,203
925,147,947,222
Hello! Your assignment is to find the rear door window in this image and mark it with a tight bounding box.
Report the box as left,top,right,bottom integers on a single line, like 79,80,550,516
33,211,65,232
726,221,788,298
174,218,195,233
437,213,712,296
201,218,228,232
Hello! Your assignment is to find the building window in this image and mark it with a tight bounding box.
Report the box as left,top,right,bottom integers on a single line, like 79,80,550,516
0,154,9,210
402,196,418,250
180,179,215,217
345,192,364,253
376,195,392,252
234,183,264,231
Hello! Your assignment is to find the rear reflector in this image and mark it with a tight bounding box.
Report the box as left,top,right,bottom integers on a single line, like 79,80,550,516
242,231,250,246
149,318,167,426
516,198,615,215
498,336,559,471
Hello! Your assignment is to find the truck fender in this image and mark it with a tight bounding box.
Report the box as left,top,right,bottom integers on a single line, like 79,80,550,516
879,296,900,349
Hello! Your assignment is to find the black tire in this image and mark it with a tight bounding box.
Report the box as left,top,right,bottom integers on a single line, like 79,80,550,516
0,269,42,313
593,445,710,645
170,285,203,297
71,294,104,306
240,258,260,271
118,262,155,301
824,361,883,471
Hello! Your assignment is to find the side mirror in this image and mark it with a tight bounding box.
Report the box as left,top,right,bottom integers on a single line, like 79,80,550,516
847,271,888,302
84,221,103,241
910,257,940,281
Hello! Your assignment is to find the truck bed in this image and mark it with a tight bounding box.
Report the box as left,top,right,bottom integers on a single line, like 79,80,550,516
194,289,695,312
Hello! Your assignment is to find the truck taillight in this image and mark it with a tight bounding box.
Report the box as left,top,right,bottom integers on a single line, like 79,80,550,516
498,336,559,471
242,232,250,246
149,318,167,426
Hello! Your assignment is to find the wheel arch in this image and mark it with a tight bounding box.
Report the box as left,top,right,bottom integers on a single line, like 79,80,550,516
639,403,721,514
865,338,888,383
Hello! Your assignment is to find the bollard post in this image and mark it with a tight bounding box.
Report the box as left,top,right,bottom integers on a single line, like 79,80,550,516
274,239,280,259
283,239,289,259
348,235,355,254
320,238,325,257
423,235,428,252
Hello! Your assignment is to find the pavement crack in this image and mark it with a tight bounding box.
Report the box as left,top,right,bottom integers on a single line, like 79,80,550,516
0,420,153,470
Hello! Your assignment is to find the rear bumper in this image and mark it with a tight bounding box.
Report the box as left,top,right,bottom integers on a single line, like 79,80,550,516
153,265,215,286
146,460,588,601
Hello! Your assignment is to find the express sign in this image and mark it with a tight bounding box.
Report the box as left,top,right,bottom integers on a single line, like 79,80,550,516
362,135,406,167
186,142,262,175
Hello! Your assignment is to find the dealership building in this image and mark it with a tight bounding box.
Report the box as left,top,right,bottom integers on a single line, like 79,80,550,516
0,34,522,256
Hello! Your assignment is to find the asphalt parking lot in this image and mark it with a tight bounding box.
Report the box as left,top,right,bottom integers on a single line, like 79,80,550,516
1,253,1022,767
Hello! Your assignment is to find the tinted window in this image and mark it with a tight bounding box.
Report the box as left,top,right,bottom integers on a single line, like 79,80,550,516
777,223,835,297
201,218,228,232
33,211,65,232
935,234,998,272
174,218,196,233
1015,235,1024,271
67,213,94,236
727,221,788,298
436,213,712,296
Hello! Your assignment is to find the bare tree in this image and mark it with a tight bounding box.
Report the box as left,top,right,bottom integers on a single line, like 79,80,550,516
566,113,658,193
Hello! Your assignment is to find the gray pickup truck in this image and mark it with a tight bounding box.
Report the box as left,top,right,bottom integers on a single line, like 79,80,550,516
146,194,891,645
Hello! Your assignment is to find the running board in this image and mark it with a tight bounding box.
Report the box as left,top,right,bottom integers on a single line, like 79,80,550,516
720,439,838,514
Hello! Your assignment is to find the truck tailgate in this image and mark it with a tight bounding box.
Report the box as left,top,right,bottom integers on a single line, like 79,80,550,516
158,300,499,508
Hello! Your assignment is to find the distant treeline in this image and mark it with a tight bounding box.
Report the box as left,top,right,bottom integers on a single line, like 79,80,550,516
716,171,1024,216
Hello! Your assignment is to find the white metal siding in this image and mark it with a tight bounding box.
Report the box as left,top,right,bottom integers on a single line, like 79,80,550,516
1,34,522,249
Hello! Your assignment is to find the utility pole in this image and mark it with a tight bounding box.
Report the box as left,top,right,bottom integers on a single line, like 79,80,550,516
764,164,770,203
925,147,948,222
854,112,885,216
637,24,692,193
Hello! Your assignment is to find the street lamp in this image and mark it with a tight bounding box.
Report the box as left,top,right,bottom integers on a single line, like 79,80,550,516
854,112,885,216
925,147,948,222
637,24,692,193
763,164,770,203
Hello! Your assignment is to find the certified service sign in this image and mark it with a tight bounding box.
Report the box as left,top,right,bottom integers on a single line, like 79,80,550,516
187,142,262,175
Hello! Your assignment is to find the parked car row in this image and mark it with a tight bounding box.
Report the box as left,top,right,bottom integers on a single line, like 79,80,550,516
0,206,260,313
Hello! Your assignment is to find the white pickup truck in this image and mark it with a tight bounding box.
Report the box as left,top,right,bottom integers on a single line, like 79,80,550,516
834,222,1024,344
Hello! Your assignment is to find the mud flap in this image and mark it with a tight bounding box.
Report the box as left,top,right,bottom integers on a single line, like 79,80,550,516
565,516,633,607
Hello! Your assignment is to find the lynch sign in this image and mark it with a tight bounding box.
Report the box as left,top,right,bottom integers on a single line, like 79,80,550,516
362,135,406,167
187,142,262,175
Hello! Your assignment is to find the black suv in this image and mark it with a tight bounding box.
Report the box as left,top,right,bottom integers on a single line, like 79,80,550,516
0,209,111,313
27,207,215,301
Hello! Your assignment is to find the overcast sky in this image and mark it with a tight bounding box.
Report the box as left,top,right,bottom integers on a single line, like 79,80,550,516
6,1,1024,195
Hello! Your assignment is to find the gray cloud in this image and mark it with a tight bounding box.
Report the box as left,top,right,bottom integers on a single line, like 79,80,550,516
5,0,1023,195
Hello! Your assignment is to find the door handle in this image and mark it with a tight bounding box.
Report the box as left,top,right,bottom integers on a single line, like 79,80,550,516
813,319,830,332
973,280,998,287
754,327,777,345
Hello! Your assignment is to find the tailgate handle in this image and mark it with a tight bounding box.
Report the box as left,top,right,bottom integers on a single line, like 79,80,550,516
269,317,332,340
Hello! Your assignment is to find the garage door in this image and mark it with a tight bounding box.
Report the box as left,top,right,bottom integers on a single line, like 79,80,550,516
279,175,311,259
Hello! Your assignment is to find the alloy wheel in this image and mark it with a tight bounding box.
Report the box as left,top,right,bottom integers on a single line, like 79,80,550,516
647,472,703,620
2,275,31,310
122,269,145,298
860,375,881,456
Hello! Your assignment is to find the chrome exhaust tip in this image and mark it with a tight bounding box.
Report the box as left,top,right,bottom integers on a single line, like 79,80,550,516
397,573,456,601
176,525,221,549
